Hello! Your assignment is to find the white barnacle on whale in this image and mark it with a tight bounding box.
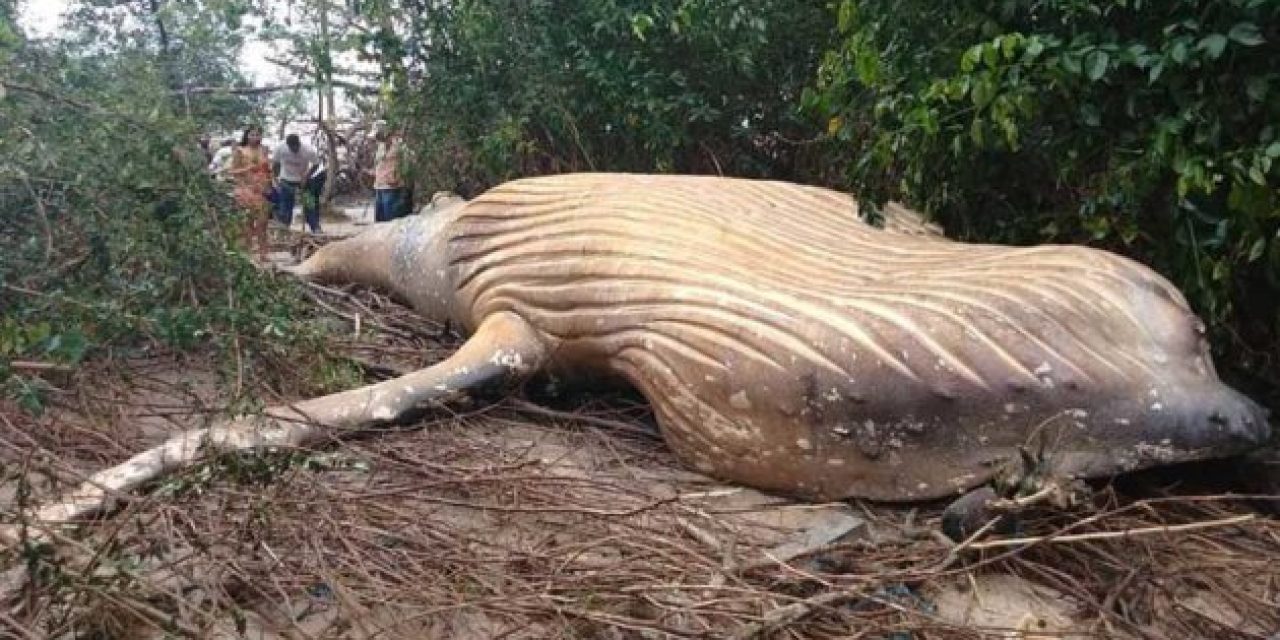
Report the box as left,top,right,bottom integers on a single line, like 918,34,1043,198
491,349,526,372
1134,440,1177,463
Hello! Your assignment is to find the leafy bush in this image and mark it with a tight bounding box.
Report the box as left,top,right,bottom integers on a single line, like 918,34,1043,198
361,0,837,195
0,10,323,411
809,0,1280,406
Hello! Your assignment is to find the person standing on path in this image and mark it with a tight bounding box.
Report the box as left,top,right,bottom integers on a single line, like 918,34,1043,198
273,134,322,232
369,123,411,222
224,125,273,261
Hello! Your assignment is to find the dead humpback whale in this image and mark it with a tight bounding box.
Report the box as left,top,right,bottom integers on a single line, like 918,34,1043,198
6,172,1270,538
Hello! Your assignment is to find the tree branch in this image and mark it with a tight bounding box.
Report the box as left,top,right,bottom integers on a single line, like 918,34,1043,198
175,82,378,96
265,55,382,82
1,81,95,110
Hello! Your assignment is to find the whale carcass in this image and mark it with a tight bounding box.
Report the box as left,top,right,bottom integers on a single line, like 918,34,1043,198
7,172,1270,538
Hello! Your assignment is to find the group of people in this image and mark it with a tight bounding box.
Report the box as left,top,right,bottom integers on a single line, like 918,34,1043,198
202,122,412,262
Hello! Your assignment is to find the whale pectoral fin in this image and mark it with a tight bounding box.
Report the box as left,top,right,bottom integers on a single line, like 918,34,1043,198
2,312,546,547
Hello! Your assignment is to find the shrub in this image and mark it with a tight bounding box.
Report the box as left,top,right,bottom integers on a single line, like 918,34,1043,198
809,0,1280,406
363,0,837,195
0,16,322,411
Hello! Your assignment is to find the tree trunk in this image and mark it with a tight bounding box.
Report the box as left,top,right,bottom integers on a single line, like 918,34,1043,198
318,2,340,212
146,0,181,112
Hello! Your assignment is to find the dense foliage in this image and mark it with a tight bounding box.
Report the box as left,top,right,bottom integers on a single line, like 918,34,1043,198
807,0,1280,405
0,1,327,411
360,0,837,196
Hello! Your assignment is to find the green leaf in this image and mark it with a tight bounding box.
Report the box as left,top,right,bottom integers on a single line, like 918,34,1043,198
1061,52,1082,75
982,42,999,67
1266,142,1280,158
971,75,995,107
1079,103,1101,127
1249,165,1266,185
1025,38,1045,59
970,117,985,146
1247,77,1269,102
630,13,654,41
836,0,856,33
1248,237,1267,262
1197,34,1228,59
1085,50,1108,80
1212,260,1229,282
1000,34,1019,60
1148,60,1165,83
1228,23,1265,46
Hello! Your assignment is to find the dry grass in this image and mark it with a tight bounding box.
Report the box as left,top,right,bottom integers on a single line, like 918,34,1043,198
2,246,1278,639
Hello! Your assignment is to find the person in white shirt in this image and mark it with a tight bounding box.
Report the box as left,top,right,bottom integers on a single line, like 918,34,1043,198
207,138,236,179
272,134,321,231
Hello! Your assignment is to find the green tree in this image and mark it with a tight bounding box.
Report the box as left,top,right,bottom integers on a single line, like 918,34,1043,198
255,0,382,208
811,0,1280,407
356,0,837,196
60,0,266,128
0,0,322,410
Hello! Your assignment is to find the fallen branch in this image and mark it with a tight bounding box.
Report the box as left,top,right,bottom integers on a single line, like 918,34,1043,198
1,80,95,110
965,513,1257,551
175,82,378,96
7,361,73,374
728,589,861,640
506,398,658,439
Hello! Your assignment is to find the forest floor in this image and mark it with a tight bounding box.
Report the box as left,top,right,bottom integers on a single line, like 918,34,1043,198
2,201,1277,639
